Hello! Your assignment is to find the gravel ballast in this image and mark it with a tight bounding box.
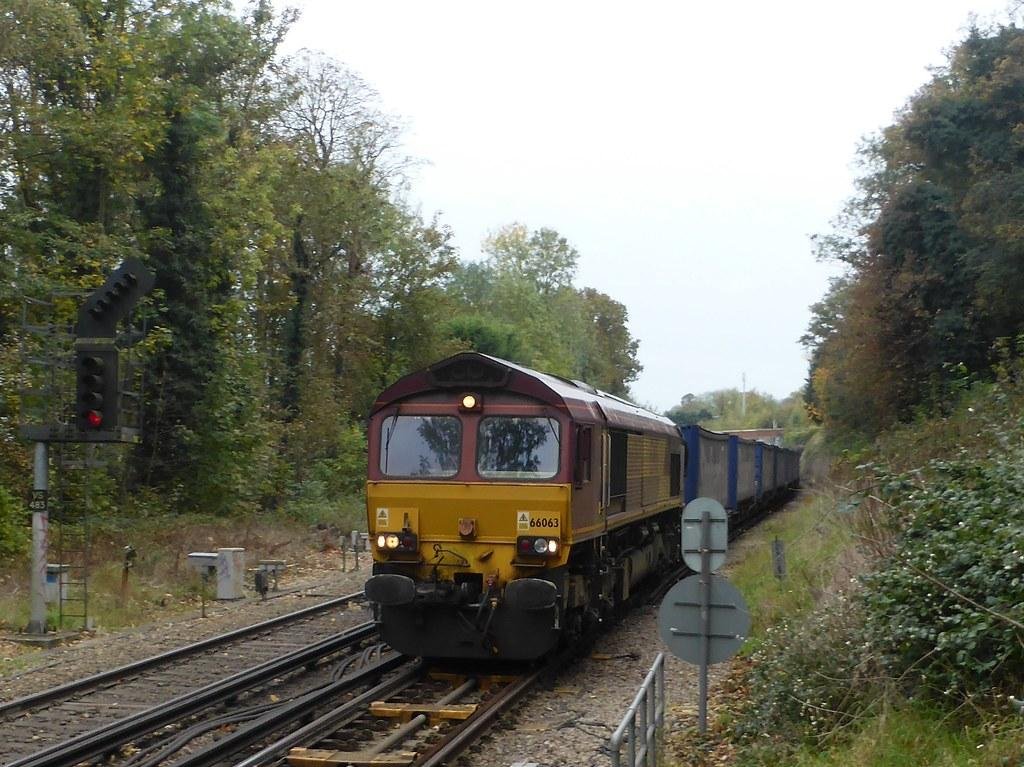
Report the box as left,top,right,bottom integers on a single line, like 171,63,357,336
0,561,370,702
2,556,751,767
463,603,727,767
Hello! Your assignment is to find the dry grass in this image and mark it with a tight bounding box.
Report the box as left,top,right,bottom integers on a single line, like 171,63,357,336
0,513,355,636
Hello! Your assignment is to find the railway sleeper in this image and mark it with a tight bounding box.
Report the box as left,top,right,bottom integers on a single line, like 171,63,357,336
369,701,478,725
288,748,417,766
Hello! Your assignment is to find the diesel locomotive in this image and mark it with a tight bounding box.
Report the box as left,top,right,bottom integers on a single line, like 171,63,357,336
363,352,798,660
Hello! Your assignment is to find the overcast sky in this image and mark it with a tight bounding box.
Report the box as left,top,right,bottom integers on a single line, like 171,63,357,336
275,0,1012,410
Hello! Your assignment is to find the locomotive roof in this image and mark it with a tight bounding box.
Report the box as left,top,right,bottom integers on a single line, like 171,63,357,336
372,352,679,438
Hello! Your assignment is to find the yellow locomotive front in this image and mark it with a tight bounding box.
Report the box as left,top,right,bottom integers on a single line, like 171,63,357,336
364,355,577,659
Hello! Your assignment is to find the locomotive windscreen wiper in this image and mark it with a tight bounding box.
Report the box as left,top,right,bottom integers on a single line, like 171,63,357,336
546,417,560,447
382,413,399,471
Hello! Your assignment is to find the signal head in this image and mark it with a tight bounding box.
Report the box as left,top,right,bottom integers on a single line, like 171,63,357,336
75,258,155,338
74,344,118,434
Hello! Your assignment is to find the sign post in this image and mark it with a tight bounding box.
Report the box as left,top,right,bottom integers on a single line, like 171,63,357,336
658,498,750,734
772,537,786,579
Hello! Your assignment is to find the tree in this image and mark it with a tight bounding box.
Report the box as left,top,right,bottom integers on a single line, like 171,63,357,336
446,225,641,394
804,20,1024,436
483,223,578,294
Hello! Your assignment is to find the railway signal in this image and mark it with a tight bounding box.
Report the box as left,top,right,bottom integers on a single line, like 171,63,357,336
69,257,155,438
75,257,156,338
21,258,155,636
74,342,118,433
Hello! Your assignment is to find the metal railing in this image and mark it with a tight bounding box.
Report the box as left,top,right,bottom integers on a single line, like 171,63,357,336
609,653,665,767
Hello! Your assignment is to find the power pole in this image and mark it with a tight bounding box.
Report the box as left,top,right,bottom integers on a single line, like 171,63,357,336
741,372,747,418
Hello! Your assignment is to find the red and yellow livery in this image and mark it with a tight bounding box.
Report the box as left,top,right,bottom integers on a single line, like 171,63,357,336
364,353,683,660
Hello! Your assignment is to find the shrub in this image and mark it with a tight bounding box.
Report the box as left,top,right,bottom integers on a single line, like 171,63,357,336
736,595,882,750
0,484,29,562
858,451,1024,698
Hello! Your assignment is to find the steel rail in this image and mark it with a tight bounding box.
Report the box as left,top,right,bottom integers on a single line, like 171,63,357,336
0,590,365,719
228,661,426,767
412,661,556,767
7,621,377,767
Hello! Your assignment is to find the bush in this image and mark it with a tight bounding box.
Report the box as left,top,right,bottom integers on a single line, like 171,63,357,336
736,596,881,751
858,451,1024,698
0,484,29,562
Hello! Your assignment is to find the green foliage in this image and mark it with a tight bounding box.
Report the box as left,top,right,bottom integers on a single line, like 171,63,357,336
443,314,524,360
747,702,1024,767
0,484,28,562
726,493,875,753
665,388,815,447
730,494,854,636
734,364,1024,763
447,224,642,395
0,4,646,524
738,597,877,747
483,223,578,294
858,452,1024,697
805,19,1024,437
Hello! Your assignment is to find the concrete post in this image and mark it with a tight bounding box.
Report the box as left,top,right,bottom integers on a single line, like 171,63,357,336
27,442,49,634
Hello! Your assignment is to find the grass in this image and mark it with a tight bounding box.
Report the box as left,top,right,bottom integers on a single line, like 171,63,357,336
784,703,1024,767
0,508,360,638
727,487,856,640
667,485,1024,766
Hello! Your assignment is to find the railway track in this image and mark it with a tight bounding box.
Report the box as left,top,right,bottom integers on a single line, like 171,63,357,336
1,591,369,767
7,644,541,767
2,495,799,767
213,660,554,767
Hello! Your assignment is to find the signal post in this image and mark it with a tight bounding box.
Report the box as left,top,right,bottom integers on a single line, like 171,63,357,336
21,259,154,635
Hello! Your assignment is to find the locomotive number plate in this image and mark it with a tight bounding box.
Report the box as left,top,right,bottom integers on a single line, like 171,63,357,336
517,511,559,531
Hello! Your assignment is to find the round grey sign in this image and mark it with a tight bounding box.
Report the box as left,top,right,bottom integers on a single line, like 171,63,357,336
681,497,729,572
657,574,751,665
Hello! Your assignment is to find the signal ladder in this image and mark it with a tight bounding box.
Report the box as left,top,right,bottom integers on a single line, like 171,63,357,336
52,442,101,629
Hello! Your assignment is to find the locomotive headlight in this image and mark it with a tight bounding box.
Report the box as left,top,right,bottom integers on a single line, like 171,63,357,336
533,538,549,554
547,539,558,554
385,534,400,549
461,394,477,409
376,534,387,549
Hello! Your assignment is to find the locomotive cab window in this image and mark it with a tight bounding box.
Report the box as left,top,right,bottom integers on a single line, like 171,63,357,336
477,416,560,479
380,415,461,477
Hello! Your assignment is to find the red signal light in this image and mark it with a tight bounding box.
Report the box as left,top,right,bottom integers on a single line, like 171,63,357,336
86,410,103,428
